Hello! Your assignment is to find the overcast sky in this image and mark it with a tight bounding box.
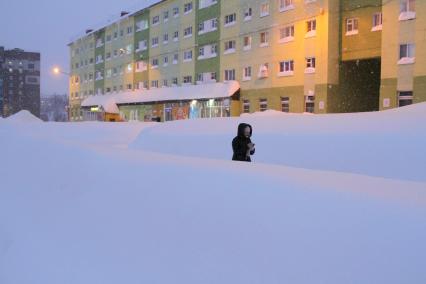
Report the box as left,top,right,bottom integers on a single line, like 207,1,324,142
0,0,157,96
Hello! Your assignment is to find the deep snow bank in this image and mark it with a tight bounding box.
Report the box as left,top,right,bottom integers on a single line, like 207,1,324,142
131,103,426,181
4,110,42,123
0,121,425,284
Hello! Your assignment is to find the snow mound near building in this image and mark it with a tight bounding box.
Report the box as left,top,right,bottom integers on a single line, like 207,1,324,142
6,110,42,123
131,103,426,182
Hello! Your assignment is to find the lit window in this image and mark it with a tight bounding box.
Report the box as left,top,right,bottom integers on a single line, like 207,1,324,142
346,18,359,35
260,2,270,17
398,43,415,64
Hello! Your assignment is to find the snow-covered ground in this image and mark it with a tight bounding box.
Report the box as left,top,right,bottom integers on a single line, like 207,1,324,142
0,106,425,284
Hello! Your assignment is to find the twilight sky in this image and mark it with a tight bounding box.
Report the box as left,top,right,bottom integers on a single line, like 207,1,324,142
0,0,157,96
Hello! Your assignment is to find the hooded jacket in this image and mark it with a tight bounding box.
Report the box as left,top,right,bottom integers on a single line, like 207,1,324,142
232,123,255,162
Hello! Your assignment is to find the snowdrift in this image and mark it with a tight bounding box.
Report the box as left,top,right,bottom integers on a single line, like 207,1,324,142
131,103,426,181
1,104,425,284
4,110,42,123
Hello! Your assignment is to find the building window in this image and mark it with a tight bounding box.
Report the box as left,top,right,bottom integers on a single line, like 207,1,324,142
398,43,415,64
281,97,290,112
279,60,294,76
346,18,359,36
173,53,179,64
184,2,193,14
306,19,317,38
399,0,416,21
163,79,169,87
305,57,316,73
259,99,268,112
243,36,252,51
305,95,315,113
279,25,295,43
136,20,149,32
260,2,270,17
398,91,413,107
137,40,147,51
279,0,294,12
152,15,160,25
244,7,252,21
258,63,269,78
173,7,179,17
372,12,383,31
172,77,178,85
152,58,159,68
224,40,236,54
243,99,250,113
183,50,193,62
136,61,148,72
224,13,237,27
152,37,159,47
164,56,169,66
164,11,169,21
163,33,169,43
127,26,133,34
184,26,193,38
183,75,193,84
151,80,159,88
243,66,252,81
260,32,269,47
224,69,236,81
174,31,179,41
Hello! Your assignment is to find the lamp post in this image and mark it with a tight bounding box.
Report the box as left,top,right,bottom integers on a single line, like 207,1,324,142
52,66,71,121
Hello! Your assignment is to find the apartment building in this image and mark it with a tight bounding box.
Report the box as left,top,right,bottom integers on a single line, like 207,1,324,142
68,0,426,122
0,47,40,118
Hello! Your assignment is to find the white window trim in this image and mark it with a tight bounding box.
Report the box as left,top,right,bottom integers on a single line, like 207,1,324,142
371,25,383,32
279,36,294,44
398,57,415,65
305,30,316,38
224,48,236,55
304,67,316,74
244,15,252,22
278,71,294,77
224,21,236,28
399,11,416,21
279,4,295,13
346,30,359,36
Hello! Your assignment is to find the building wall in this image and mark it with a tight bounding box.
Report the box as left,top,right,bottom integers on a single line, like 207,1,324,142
0,47,41,118
380,0,425,110
68,0,426,121
69,34,95,120
133,9,151,89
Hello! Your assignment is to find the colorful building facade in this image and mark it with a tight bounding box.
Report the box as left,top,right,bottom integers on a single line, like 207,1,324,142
68,0,426,122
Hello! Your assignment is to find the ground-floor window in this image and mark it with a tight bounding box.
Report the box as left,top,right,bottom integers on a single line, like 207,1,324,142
305,96,315,113
259,98,268,112
281,97,290,112
398,91,413,107
188,99,231,119
243,99,250,113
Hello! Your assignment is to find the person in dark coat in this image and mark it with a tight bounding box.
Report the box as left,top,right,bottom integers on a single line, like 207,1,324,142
232,123,255,162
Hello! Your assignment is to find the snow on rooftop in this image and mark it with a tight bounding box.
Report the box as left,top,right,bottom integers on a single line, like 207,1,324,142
81,81,240,114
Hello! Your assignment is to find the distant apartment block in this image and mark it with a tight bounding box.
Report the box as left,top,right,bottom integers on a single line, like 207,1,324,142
0,46,41,118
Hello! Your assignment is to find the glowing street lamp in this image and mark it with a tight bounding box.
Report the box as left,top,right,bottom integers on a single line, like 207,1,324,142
52,66,70,76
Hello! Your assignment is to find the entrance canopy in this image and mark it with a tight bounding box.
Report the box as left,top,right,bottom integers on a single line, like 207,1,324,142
81,81,240,114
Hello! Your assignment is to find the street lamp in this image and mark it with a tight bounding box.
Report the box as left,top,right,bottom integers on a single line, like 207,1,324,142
52,66,70,76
